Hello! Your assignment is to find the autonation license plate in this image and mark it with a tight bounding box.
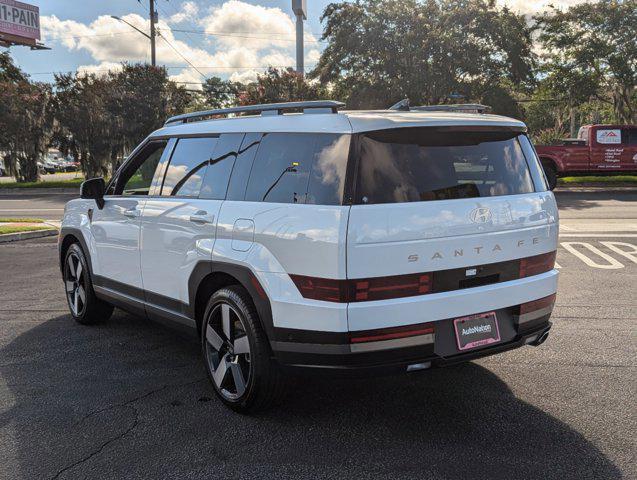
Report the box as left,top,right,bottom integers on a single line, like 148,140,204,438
453,312,501,351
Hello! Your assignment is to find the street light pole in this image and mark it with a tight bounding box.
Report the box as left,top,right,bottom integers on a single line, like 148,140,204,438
291,0,307,77
111,10,156,67
149,0,157,67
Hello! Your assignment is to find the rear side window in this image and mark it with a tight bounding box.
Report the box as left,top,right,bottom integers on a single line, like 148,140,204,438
161,137,218,197
623,128,637,146
244,133,350,205
306,134,351,205
355,128,535,205
245,133,314,204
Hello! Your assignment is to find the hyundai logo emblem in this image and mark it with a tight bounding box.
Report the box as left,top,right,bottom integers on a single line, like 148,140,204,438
469,207,492,224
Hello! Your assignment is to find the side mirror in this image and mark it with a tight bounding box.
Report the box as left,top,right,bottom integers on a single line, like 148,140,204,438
80,177,106,209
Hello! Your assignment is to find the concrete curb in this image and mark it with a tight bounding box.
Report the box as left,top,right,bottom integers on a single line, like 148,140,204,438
555,185,637,193
0,187,79,195
0,228,59,243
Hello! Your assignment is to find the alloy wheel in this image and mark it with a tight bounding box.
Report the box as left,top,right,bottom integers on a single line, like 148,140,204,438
65,252,86,317
204,302,251,401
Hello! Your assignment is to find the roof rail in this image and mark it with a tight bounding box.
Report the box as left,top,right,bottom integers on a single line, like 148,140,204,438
388,99,491,114
164,100,346,126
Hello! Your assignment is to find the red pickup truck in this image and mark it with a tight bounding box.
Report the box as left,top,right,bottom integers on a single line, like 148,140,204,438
535,124,637,189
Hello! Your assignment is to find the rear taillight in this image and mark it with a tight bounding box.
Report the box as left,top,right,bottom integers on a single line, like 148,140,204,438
519,293,556,315
289,275,347,303
290,273,431,303
291,252,557,303
519,251,556,278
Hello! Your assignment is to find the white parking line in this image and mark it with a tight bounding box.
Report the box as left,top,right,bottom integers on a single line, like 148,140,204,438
561,242,625,269
0,209,64,212
560,233,637,237
600,242,637,264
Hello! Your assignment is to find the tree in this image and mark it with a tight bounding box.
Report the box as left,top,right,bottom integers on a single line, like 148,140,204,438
535,0,637,124
53,64,193,177
311,0,535,109
53,73,114,178
238,68,326,105
201,76,241,109
108,64,192,159
0,53,52,182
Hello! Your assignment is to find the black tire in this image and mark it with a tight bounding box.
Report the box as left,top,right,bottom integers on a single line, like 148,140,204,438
542,162,558,190
201,285,286,413
63,243,113,325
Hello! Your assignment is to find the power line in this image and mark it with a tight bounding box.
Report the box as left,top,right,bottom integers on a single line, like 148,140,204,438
157,32,206,79
25,64,317,75
170,28,326,44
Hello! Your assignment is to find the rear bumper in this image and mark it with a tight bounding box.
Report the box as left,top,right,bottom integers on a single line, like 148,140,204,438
272,311,553,376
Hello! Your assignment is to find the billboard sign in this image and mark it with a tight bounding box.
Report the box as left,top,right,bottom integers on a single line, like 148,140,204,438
0,0,40,42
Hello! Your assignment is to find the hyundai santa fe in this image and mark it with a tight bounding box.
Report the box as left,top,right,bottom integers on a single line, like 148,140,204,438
59,101,559,412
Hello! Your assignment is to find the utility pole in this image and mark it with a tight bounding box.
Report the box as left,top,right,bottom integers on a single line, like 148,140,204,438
291,0,307,77
149,0,157,67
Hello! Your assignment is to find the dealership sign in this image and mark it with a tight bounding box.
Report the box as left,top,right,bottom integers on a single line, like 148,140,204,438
0,0,40,43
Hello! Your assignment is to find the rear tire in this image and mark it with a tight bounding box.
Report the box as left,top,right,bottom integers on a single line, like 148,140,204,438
542,162,558,190
63,243,113,325
201,285,286,413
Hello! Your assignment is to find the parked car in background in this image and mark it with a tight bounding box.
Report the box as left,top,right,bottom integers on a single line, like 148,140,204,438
535,124,637,189
40,160,58,174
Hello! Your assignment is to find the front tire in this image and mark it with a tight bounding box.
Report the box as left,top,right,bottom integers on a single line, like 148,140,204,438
63,243,113,325
201,286,286,413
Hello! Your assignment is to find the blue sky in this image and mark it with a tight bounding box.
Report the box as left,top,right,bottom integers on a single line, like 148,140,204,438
6,0,336,86
4,0,587,87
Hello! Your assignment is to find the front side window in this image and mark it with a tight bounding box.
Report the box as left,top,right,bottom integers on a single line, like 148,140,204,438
199,134,243,200
161,137,218,197
355,128,535,205
116,141,167,196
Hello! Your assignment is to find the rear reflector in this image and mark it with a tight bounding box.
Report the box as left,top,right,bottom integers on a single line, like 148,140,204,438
350,322,435,344
519,251,556,278
519,293,556,315
351,273,431,302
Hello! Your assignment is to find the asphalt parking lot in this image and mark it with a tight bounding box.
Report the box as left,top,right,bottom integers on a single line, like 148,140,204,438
0,190,635,480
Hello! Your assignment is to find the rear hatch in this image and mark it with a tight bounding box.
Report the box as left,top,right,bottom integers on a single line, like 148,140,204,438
346,126,558,283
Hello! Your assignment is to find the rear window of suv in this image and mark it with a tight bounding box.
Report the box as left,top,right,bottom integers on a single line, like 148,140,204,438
354,127,535,204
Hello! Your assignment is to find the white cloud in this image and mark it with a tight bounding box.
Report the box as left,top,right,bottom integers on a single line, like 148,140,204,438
498,0,594,15
167,1,199,24
77,62,123,77
41,1,321,85
199,0,318,54
169,68,205,89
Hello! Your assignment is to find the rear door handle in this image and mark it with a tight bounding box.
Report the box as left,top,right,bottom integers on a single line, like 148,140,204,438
123,208,141,218
189,212,214,224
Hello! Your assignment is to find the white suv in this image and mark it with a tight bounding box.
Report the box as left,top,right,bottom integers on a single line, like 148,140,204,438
59,101,559,412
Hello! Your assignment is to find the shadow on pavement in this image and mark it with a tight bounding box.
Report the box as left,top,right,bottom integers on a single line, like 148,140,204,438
0,311,622,480
555,190,637,211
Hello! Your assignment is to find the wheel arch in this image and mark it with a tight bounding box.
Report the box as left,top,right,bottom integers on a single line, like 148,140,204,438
59,228,93,276
189,262,274,341
539,155,560,173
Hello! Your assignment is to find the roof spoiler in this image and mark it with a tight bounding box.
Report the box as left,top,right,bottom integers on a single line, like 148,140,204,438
164,100,346,126
388,99,492,114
